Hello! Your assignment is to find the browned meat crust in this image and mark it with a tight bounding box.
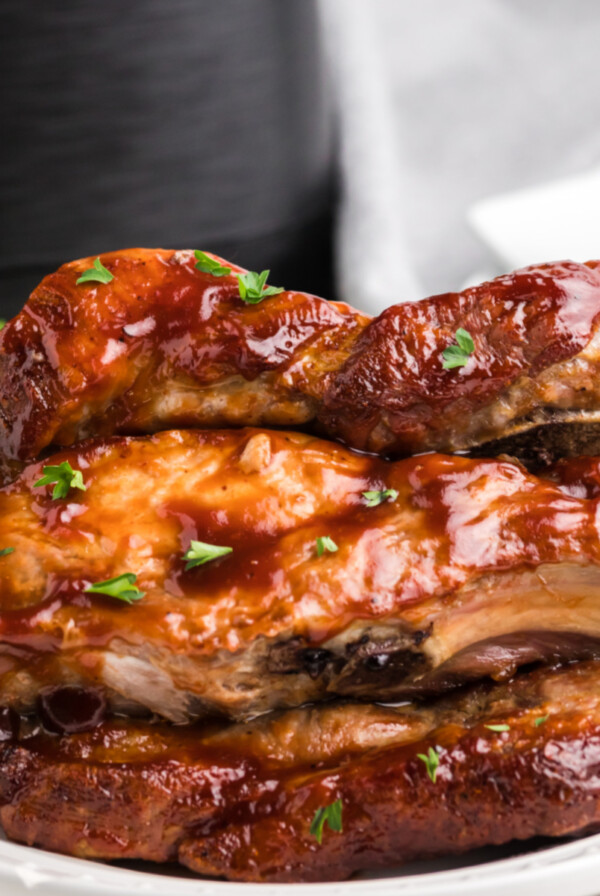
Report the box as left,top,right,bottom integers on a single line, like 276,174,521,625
2,249,600,474
3,429,600,720
2,661,600,882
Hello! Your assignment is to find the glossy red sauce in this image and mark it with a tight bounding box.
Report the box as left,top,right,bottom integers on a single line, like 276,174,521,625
322,260,600,451
0,250,365,462
548,455,600,498
2,252,600,466
0,431,598,661
3,663,600,882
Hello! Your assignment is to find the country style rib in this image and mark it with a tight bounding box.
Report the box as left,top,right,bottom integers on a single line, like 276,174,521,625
2,249,600,476
3,427,600,721
3,661,600,881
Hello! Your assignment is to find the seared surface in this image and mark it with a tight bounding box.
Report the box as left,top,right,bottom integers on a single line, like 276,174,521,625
3,249,600,472
0,249,364,478
3,428,600,719
3,661,600,881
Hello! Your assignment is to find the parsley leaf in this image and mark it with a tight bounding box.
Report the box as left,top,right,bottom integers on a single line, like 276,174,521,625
0,548,14,557
316,535,338,557
194,250,232,277
0,319,6,331
534,715,549,727
237,269,284,303
362,488,399,508
485,723,510,732
417,746,440,783
34,462,86,500
183,540,233,570
442,327,475,370
76,257,114,285
310,799,343,844
85,573,145,604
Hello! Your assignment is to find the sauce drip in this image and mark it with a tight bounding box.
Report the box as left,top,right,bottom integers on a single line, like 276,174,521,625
38,686,107,734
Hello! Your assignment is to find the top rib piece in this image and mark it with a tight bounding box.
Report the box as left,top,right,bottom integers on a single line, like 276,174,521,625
2,248,600,473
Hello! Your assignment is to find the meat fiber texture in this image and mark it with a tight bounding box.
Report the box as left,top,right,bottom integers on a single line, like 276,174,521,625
4,249,600,882
2,661,600,882
3,428,600,721
3,250,600,477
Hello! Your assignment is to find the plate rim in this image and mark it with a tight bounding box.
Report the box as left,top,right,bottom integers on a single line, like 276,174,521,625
2,831,600,896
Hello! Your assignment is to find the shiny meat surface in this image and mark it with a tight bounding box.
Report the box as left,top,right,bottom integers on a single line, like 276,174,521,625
548,454,600,498
3,249,600,473
3,428,600,720
2,661,600,881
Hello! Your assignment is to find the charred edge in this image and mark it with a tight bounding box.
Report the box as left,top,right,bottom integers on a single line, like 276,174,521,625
469,420,600,469
0,706,19,743
336,634,430,694
299,648,336,680
266,640,341,680
266,629,432,687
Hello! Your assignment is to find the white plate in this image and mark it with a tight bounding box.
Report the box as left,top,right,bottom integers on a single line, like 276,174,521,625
467,165,600,271
3,830,600,896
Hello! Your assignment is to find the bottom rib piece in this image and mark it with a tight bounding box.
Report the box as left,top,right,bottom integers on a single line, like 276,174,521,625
2,661,600,882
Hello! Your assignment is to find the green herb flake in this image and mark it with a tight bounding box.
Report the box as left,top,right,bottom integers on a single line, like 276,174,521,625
183,540,233,570
194,250,232,277
310,799,343,844
442,327,475,370
33,462,86,500
485,723,510,733
362,488,399,508
0,319,6,330
417,746,440,783
0,547,14,557
85,573,145,604
534,715,549,727
316,535,338,557
237,269,284,303
76,257,114,285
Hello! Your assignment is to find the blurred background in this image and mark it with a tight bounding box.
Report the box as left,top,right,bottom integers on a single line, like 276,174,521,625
2,0,600,317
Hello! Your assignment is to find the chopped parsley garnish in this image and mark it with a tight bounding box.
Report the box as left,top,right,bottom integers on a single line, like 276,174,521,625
194,250,232,277
310,799,343,844
485,723,510,732
183,540,233,570
237,269,284,303
76,257,114,285
34,462,86,500
0,319,6,330
85,573,145,604
417,746,440,783
316,535,338,557
362,488,399,507
442,327,475,370
0,548,14,557
534,715,549,727
193,252,284,301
